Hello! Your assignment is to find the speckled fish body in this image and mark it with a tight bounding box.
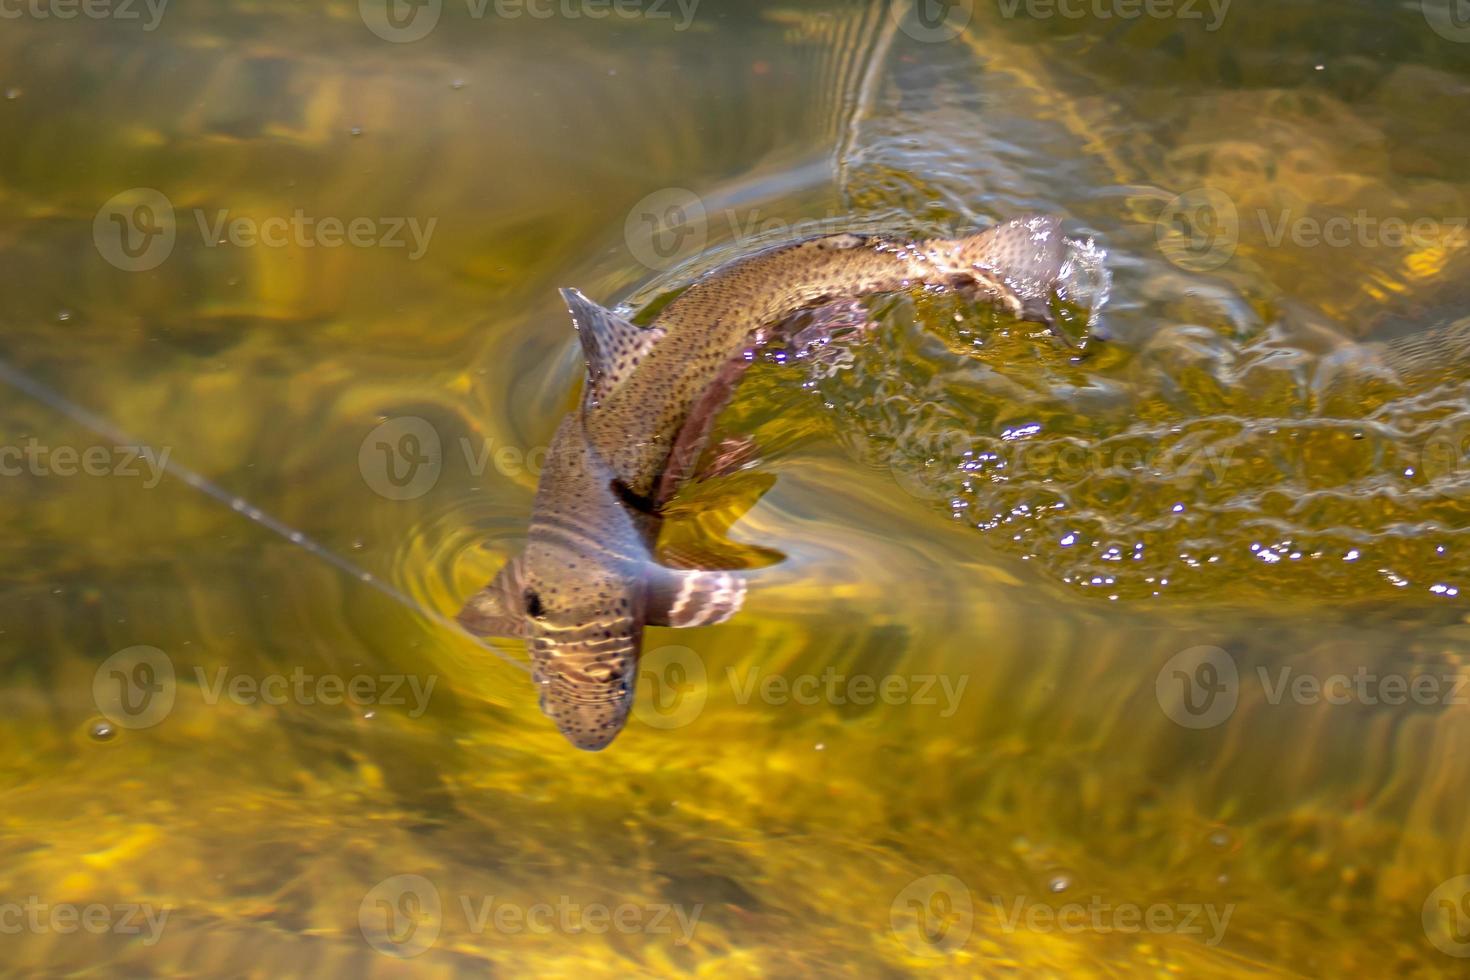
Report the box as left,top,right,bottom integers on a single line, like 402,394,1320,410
459,217,1078,749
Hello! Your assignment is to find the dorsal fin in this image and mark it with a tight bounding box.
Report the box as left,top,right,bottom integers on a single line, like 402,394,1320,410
559,288,665,405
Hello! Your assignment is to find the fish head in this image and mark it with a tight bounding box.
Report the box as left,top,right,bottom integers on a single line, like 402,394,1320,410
522,550,646,752
456,539,648,750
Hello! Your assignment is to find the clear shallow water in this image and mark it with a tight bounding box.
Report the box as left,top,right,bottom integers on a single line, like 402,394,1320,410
3,1,1470,976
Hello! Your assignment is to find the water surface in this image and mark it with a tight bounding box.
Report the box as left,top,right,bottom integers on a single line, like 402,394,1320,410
3,1,1470,975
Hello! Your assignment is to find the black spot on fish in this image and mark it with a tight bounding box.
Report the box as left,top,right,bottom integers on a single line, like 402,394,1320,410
524,590,546,619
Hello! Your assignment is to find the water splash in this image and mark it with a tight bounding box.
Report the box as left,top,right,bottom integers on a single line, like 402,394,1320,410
1057,234,1112,334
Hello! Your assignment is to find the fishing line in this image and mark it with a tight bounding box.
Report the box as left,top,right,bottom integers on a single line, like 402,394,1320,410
0,356,532,676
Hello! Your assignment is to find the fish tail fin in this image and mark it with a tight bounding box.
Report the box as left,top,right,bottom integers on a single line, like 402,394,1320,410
957,216,1112,342
969,215,1069,300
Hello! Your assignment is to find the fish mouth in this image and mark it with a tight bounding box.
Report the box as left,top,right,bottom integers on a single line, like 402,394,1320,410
534,656,637,752
546,700,632,751
562,724,622,752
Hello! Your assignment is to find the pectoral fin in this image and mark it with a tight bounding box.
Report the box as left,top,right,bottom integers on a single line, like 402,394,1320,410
560,287,665,404
457,553,529,638
647,568,747,629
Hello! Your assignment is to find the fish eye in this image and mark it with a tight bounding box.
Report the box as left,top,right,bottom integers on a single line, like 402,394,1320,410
524,589,546,619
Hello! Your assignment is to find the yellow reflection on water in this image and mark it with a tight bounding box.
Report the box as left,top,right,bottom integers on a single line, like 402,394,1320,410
2,2,1470,977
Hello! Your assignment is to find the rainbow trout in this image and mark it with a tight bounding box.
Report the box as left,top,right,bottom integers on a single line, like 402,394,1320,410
458,217,1085,749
